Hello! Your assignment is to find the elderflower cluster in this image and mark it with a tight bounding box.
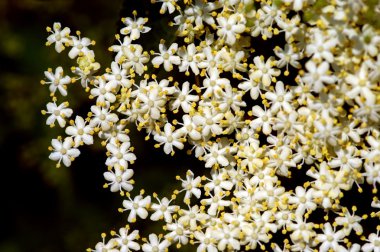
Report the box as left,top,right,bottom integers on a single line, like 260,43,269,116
41,0,380,251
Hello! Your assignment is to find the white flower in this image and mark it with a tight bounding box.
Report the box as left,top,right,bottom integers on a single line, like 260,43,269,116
93,237,118,252
362,232,380,252
353,24,380,57
43,66,72,96
212,224,240,251
305,29,337,63
90,77,117,104
114,228,140,251
201,68,230,98
282,0,306,11
204,169,233,194
288,186,316,215
250,105,273,135
142,234,170,252
274,44,301,73
184,0,221,27
46,22,71,53
316,223,346,252
345,64,376,100
198,46,223,71
217,84,246,113
98,123,130,144
43,101,73,127
154,123,184,155
165,222,189,248
120,15,151,40
135,80,170,121
170,81,199,113
122,195,151,223
104,61,131,88
287,215,316,243
89,104,119,131
193,229,218,252
104,168,134,192
178,43,203,75
122,44,150,75
177,170,202,202
237,144,264,173
152,43,181,71
200,191,230,216
193,106,224,137
251,56,280,87
203,143,229,168
150,196,179,223
313,117,341,146
109,36,132,63
105,141,136,170
328,146,362,171
302,60,336,92
49,137,80,168
156,0,177,14
334,207,363,236
264,81,293,113
238,74,262,100
178,205,209,231
220,49,247,73
65,115,93,146
68,35,92,59
216,13,246,45
364,163,380,187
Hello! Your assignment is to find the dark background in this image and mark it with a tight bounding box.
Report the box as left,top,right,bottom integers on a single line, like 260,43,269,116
0,1,201,251
1,1,378,251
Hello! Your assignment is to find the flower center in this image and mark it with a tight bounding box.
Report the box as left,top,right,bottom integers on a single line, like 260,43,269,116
152,246,159,252
176,228,183,235
300,196,306,203
60,148,67,155
148,100,155,107
167,136,173,143
179,94,186,101
327,235,334,242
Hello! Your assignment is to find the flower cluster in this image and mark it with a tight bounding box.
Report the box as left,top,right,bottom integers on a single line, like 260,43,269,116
42,0,380,251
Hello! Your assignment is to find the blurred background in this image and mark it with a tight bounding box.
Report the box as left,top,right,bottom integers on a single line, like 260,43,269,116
1,1,378,251
0,0,201,251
